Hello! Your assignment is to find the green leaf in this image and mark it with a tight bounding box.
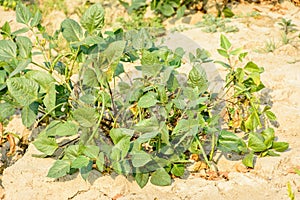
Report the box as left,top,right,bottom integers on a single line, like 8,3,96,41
242,153,254,168
33,136,58,155
222,6,235,18
83,145,100,159
0,102,15,122
137,131,159,143
262,128,275,149
83,68,99,87
80,3,105,34
46,120,79,137
11,27,30,36
138,92,158,108
16,36,32,59
71,155,90,169
134,173,149,188
244,61,262,73
176,5,186,19
102,40,126,65
61,19,83,43
132,152,152,168
1,22,11,38
214,60,231,69
248,133,267,153
16,3,31,25
245,112,261,131
187,64,208,93
272,142,289,152
25,70,56,92
171,164,185,177
96,152,105,172
7,77,39,106
217,130,247,153
30,10,42,27
47,160,70,179
217,49,229,58
80,161,93,180
9,59,31,78
265,110,277,121
43,83,56,114
73,107,98,128
0,40,17,61
150,168,171,186
134,117,159,133
159,4,175,17
220,34,231,50
110,128,134,144
110,138,130,161
21,102,38,127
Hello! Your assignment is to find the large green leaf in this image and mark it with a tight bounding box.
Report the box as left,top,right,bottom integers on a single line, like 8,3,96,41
47,160,70,179
80,161,93,180
220,34,231,50
83,68,99,87
150,168,171,186
0,40,17,61
61,19,83,43
272,142,289,152
16,3,31,25
217,130,247,153
102,40,126,65
137,92,158,108
7,77,39,106
159,3,175,17
21,102,38,127
80,3,105,34
33,135,58,156
71,155,90,169
0,102,15,122
25,70,56,92
248,133,267,153
83,145,100,159
9,59,31,78
134,117,159,133
110,128,134,145
110,138,131,161
187,64,208,93
30,10,42,27
72,107,98,128
242,153,254,168
16,36,32,59
45,120,79,137
134,173,149,188
132,152,152,167
171,164,185,177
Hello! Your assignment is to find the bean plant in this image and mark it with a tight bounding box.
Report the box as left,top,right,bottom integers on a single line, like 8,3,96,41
0,3,288,188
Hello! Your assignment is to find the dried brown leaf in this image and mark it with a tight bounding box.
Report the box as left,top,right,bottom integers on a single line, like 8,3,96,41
6,134,16,156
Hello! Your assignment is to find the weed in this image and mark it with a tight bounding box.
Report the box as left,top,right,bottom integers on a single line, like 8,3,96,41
287,181,295,200
195,14,239,33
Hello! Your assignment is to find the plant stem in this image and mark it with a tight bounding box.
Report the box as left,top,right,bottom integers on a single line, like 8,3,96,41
195,136,211,168
87,92,105,144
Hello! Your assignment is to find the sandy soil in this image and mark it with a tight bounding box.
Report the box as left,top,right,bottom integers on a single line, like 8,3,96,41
1,2,300,200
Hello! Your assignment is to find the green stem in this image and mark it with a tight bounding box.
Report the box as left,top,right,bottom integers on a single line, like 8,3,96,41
86,92,105,144
36,102,65,124
209,132,216,161
31,61,49,71
195,136,211,168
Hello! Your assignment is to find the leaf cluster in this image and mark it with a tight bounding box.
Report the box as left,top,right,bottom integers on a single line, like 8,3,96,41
0,3,289,188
